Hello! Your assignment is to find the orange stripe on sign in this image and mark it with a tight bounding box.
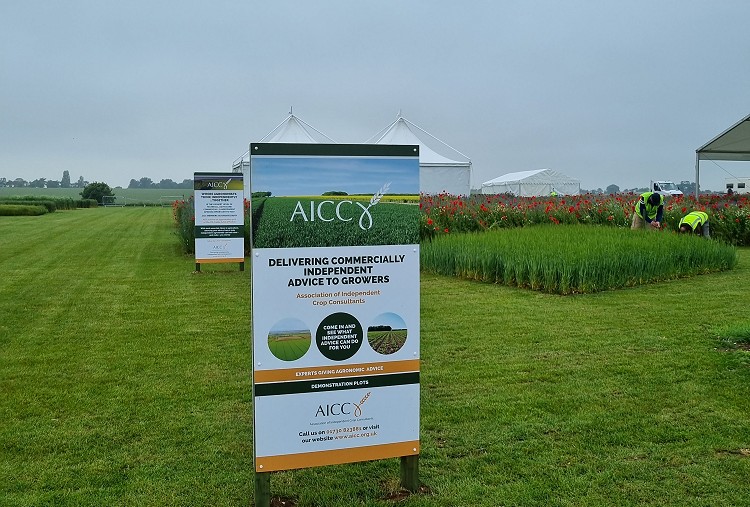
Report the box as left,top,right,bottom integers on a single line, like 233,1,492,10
196,258,245,263
254,359,420,383
255,441,420,472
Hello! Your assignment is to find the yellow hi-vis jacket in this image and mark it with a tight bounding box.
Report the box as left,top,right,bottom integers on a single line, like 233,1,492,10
679,211,709,231
634,192,664,221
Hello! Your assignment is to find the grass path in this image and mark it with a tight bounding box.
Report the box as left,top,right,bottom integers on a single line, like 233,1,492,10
1,207,749,506
1,208,253,506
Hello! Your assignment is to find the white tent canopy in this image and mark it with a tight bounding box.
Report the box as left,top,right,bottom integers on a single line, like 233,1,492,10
232,112,334,195
481,169,580,196
695,112,750,197
259,113,336,144
368,115,472,196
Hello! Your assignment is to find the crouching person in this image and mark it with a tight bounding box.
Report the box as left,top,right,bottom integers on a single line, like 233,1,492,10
631,192,664,230
679,211,710,238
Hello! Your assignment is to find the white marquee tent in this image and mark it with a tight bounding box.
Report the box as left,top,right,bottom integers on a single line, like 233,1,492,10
367,115,472,196
481,169,580,196
695,112,750,197
232,112,335,195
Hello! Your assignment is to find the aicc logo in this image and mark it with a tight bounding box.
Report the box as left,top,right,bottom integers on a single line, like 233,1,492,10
290,183,390,231
204,179,231,190
315,391,371,417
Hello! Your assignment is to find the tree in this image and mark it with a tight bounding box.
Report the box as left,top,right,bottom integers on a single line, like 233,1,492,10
605,184,620,194
128,179,139,189
138,177,154,189
12,178,27,187
678,180,696,195
76,176,86,188
47,180,60,188
61,170,71,188
30,178,47,188
81,182,114,204
158,178,177,188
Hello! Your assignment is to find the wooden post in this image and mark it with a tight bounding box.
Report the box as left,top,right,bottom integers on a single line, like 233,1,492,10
240,261,245,272
400,455,419,493
195,262,201,272
254,471,270,507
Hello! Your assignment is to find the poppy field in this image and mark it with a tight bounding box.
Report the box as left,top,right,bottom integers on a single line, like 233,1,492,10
420,192,750,246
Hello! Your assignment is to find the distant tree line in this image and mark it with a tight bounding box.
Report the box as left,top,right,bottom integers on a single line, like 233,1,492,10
368,325,393,332
0,172,194,190
128,177,193,189
0,171,87,189
2,174,704,195
581,181,699,195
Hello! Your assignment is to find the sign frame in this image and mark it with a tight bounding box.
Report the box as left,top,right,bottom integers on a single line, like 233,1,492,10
193,171,245,271
249,143,421,501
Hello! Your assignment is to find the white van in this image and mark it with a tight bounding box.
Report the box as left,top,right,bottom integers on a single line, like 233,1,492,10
650,181,683,197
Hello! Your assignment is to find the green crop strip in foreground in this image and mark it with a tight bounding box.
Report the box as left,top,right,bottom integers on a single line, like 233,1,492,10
1,208,749,506
421,225,738,294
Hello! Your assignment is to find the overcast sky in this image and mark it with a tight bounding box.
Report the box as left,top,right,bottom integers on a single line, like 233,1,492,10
2,1,749,192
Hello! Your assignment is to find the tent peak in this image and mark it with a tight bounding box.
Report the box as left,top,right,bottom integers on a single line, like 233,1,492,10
366,114,471,163
259,112,336,144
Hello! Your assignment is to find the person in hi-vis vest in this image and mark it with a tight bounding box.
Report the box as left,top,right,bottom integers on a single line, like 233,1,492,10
631,192,664,230
679,211,710,238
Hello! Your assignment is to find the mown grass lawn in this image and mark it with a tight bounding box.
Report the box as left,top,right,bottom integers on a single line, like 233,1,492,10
1,207,749,506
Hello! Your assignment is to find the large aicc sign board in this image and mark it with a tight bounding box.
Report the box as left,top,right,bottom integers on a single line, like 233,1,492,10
250,144,420,472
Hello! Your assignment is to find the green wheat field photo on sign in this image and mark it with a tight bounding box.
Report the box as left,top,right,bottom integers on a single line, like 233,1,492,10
250,146,420,248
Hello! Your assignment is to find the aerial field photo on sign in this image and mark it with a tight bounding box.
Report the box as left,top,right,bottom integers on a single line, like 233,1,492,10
267,318,312,362
367,312,409,355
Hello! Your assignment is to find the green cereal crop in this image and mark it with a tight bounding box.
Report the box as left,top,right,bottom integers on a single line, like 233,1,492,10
421,225,738,294
267,332,312,361
252,197,419,248
367,329,408,355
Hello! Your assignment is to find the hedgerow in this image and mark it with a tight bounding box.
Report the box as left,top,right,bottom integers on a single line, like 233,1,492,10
0,204,48,216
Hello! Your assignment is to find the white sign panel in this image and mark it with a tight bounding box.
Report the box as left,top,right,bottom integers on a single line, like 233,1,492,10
250,144,420,472
194,172,244,264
